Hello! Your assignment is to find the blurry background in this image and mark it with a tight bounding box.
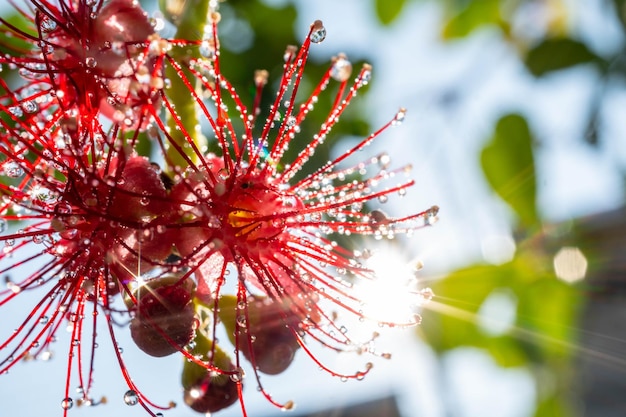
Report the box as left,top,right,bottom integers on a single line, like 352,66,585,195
3,0,626,416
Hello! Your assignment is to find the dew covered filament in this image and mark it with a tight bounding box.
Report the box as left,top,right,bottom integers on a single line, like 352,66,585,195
0,2,436,416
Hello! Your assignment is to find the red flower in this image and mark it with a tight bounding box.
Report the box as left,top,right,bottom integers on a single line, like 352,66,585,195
0,2,437,416
0,0,169,136
155,15,438,412
0,123,180,415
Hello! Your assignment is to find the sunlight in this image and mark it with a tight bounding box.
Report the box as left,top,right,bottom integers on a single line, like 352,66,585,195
356,248,428,326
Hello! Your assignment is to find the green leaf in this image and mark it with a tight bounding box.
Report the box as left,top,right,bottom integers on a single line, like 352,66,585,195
485,336,528,367
612,0,626,32
534,394,574,417
441,0,506,39
375,0,407,25
525,38,601,77
419,263,510,351
481,114,538,229
516,277,582,361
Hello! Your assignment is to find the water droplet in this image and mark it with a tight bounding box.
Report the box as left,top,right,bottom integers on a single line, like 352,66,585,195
150,17,165,31
85,57,97,68
377,195,388,204
8,106,23,117
139,194,150,206
393,108,406,125
39,15,58,33
0,219,6,233
418,287,434,303
217,168,229,180
111,41,125,56
283,45,298,62
230,366,245,383
359,64,372,86
424,205,439,225
309,20,326,43
123,390,139,406
22,101,38,113
61,397,73,410
377,153,391,169
39,315,49,325
331,54,352,82
199,40,215,58
3,162,24,178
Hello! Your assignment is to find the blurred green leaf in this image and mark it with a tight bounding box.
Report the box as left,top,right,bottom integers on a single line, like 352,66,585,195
610,0,626,32
0,12,33,56
534,394,574,417
375,0,407,25
525,38,601,77
441,0,506,39
420,263,510,351
516,277,582,361
481,114,538,229
485,336,528,367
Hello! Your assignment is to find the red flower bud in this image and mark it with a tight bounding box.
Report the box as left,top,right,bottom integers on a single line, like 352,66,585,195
183,370,240,414
221,296,302,375
129,274,196,357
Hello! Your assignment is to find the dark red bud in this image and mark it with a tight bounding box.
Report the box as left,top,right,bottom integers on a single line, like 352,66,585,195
238,298,301,375
183,371,240,414
129,275,196,357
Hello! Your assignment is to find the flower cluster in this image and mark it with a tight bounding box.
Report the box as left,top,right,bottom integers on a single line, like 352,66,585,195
0,1,437,416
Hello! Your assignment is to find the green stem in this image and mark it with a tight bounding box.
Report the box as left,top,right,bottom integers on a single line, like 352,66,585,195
182,322,233,389
164,0,210,171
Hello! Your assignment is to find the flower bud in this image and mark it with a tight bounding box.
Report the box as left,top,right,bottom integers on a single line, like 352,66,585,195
183,370,239,414
129,274,196,357
182,335,240,413
221,296,301,375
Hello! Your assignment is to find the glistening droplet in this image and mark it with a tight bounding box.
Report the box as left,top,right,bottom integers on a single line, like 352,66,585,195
123,390,139,406
39,15,58,32
331,54,352,82
393,108,406,125
309,20,326,43
85,57,97,68
61,397,73,410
